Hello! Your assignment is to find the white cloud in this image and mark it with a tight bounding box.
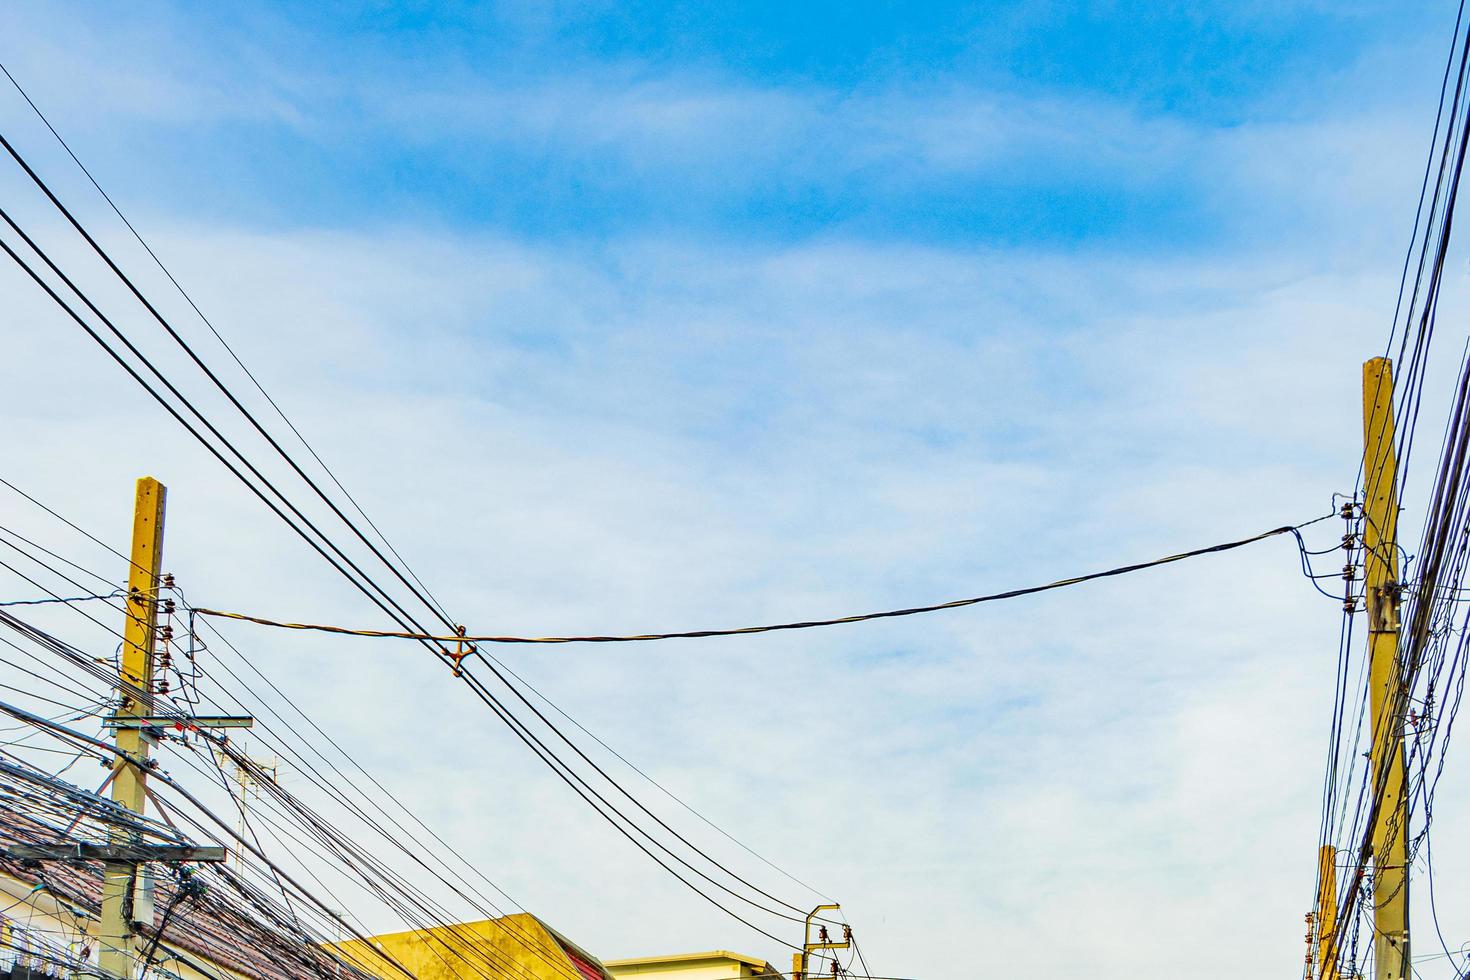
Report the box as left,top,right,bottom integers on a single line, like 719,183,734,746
2,209,1452,978
1,6,1468,980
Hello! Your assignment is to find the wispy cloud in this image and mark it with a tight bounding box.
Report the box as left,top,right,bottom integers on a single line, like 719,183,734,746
0,212,1416,974
1,0,1434,245
0,3,1465,979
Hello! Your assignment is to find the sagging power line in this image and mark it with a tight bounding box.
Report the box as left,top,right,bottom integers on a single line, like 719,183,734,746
186,515,1335,645
0,109,850,951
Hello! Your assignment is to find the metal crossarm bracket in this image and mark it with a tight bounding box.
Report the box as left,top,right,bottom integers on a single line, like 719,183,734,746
103,715,253,730
4,843,226,863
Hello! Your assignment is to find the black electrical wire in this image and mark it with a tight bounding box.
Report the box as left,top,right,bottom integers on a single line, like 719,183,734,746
1314,4,1470,974
0,213,819,938
0,67,871,947
0,120,831,934
0,697,422,980
0,542,664,980
0,527,591,980
0,58,455,627
192,515,1336,644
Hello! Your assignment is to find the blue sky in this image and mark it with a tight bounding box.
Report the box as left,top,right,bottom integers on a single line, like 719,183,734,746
2,3,1469,980
4,2,1453,245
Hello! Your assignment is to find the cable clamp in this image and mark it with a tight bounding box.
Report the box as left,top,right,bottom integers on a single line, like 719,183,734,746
449,626,475,677
1368,582,1401,633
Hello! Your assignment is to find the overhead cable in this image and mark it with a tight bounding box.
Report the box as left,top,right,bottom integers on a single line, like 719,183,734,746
191,515,1333,645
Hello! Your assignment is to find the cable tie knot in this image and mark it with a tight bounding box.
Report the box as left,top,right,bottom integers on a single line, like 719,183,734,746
450,625,470,677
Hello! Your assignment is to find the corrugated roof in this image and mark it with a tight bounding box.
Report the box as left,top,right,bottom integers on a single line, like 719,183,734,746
0,804,377,980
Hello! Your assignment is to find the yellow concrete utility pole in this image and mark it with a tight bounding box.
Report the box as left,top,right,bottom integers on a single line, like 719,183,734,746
1315,845,1338,980
99,476,168,978
1363,357,1410,980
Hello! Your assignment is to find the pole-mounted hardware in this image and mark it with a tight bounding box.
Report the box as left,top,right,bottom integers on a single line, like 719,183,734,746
793,904,849,980
449,625,476,677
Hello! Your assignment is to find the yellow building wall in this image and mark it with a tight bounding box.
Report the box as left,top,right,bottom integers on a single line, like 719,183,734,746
605,952,776,980
332,912,590,980
607,961,738,980
0,867,601,980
